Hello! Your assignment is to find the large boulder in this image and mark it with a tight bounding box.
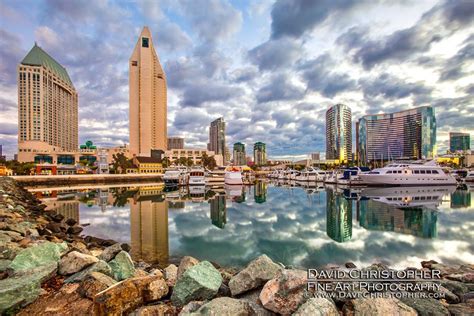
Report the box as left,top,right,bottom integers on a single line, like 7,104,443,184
78,272,117,299
293,298,338,316
93,275,168,315
259,269,309,315
8,241,67,272
65,260,112,283
343,297,417,315
59,251,99,275
177,256,200,279
186,297,255,315
400,297,449,316
171,261,223,307
109,250,136,281
164,263,178,287
98,243,124,262
229,254,282,296
0,262,57,313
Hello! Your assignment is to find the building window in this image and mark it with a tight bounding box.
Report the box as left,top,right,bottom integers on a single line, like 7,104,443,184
131,61,138,66
142,37,149,47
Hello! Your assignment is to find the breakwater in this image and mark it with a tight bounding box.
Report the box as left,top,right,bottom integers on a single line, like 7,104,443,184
11,173,163,186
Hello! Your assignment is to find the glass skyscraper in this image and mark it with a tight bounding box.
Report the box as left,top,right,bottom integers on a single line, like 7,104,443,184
233,142,246,166
326,104,352,163
208,117,226,163
253,142,267,166
357,106,436,164
449,132,470,152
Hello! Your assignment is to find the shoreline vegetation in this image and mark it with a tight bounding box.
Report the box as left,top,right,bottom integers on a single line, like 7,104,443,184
0,177,473,315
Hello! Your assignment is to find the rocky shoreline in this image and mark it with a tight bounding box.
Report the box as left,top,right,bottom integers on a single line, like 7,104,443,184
1,177,473,315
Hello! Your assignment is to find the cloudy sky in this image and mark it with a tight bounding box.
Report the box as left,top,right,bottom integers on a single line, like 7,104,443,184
0,0,473,159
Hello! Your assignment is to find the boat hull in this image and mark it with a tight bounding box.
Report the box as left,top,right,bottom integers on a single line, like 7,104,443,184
359,174,457,186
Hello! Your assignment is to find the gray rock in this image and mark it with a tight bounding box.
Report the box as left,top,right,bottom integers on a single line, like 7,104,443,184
179,301,204,315
164,263,178,287
177,255,199,279
229,254,283,296
59,251,99,275
109,250,136,281
65,260,112,283
343,297,417,316
171,261,223,307
98,243,123,262
400,297,449,316
191,297,256,315
447,303,474,316
8,241,68,272
293,298,338,316
440,279,470,298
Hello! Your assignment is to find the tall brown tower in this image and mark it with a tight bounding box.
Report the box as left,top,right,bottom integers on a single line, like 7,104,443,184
129,26,167,156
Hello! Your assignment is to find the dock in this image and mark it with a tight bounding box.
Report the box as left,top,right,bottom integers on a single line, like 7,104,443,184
11,173,164,186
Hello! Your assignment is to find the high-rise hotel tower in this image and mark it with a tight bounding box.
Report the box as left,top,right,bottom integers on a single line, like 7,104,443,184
17,43,78,162
129,27,167,156
326,104,352,163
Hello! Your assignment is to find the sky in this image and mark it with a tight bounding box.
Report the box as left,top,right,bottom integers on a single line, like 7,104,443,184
0,0,473,160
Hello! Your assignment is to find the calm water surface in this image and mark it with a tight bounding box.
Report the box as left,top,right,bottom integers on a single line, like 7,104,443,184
29,182,474,269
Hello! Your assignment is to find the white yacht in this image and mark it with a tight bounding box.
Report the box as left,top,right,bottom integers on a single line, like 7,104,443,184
163,166,187,186
188,167,206,186
295,167,327,182
358,161,457,186
465,170,474,182
225,167,243,185
361,186,456,208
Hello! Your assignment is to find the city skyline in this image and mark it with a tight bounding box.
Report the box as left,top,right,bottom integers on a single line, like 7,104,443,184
1,0,473,159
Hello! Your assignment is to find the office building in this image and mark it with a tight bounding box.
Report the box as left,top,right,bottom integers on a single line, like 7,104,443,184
449,132,470,152
130,26,167,156
326,104,352,163
208,118,226,162
0,145,4,160
253,142,267,166
164,148,223,166
17,43,78,162
311,152,320,161
357,106,436,164
233,142,246,166
167,137,184,150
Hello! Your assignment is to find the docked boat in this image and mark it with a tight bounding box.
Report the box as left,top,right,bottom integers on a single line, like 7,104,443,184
296,167,327,182
163,167,187,186
465,170,474,182
358,161,457,186
225,166,243,185
324,171,338,184
188,167,206,186
336,167,371,186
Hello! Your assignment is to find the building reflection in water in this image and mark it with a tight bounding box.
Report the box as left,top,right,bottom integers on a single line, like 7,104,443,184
254,181,267,203
358,200,437,238
326,188,352,243
450,189,472,208
130,186,169,266
209,193,226,229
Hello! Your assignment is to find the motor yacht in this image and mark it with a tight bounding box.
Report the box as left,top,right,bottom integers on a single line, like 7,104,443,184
188,167,206,186
225,166,243,185
465,170,474,182
163,167,187,186
358,161,457,186
296,167,329,182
